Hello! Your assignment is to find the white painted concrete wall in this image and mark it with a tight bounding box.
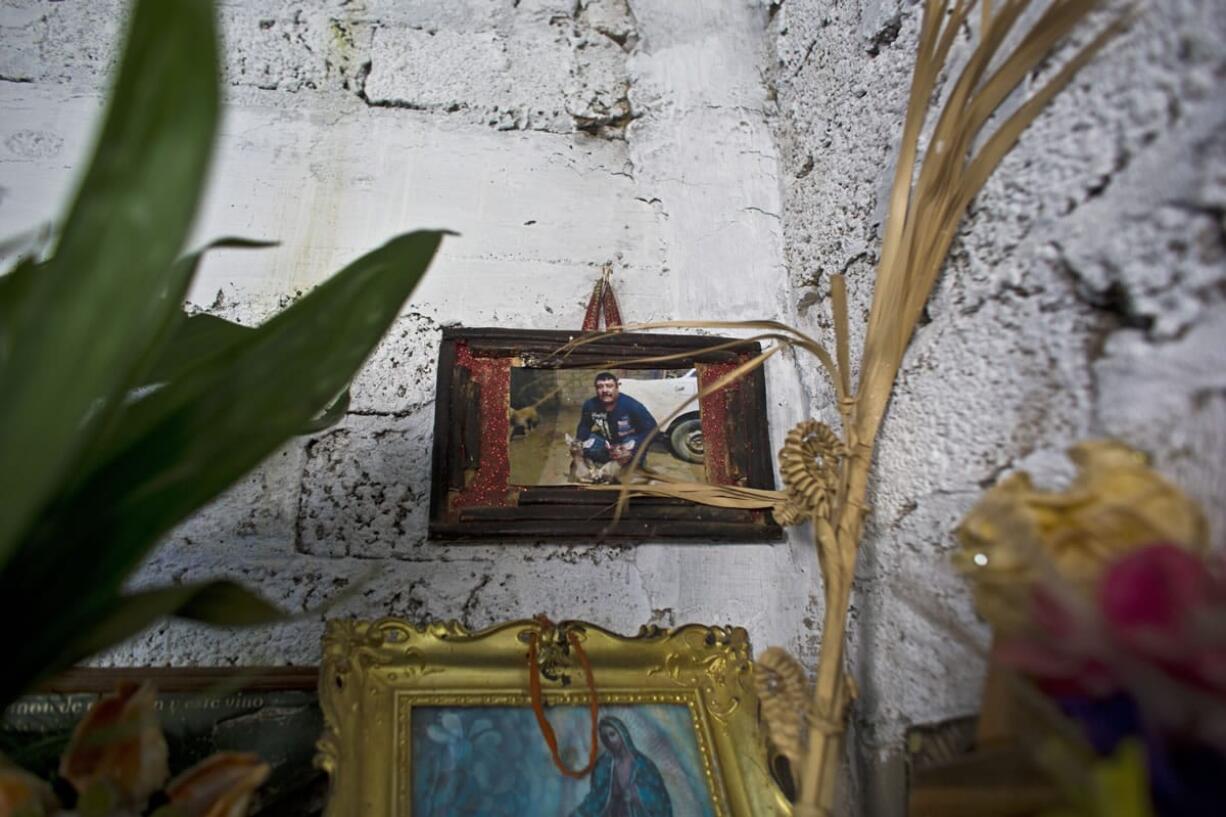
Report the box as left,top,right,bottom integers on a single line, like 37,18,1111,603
3,0,1224,813
0,0,815,682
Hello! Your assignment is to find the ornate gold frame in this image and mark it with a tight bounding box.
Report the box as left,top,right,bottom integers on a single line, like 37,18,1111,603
316,618,790,816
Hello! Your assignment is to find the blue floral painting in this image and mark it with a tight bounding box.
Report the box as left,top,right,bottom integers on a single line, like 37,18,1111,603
411,704,717,817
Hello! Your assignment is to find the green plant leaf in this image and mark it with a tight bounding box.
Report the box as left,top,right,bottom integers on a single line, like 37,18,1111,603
0,222,54,264
0,0,219,568
4,581,291,703
303,387,353,433
139,236,280,387
0,231,447,705
113,307,350,441
60,238,279,497
69,230,445,527
65,581,291,668
0,257,45,367
145,312,257,384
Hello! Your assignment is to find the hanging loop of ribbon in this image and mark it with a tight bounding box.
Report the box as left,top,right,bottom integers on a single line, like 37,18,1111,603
581,264,623,332
526,614,600,779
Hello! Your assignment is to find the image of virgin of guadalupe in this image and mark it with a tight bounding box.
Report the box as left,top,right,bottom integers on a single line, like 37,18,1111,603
570,716,673,817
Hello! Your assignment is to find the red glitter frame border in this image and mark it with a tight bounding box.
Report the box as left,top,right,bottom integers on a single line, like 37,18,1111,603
450,342,515,509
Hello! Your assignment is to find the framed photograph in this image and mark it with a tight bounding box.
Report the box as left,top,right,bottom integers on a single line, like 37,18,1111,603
428,328,780,541
317,618,789,817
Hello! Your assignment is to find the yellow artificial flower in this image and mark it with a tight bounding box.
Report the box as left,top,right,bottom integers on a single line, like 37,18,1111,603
954,440,1208,632
1039,739,1153,817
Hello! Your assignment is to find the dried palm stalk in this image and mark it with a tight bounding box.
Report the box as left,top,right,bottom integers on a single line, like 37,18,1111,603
573,2,1126,812
805,4,1126,810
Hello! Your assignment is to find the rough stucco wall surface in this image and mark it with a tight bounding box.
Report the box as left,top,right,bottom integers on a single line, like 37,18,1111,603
771,0,1226,812
0,0,816,699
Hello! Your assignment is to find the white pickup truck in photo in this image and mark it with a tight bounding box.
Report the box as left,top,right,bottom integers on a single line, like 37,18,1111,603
615,369,704,464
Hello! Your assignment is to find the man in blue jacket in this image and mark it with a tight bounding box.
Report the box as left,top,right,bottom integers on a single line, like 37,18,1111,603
576,371,658,467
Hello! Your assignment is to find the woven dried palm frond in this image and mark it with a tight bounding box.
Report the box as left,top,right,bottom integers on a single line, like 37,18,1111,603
556,319,846,404
754,647,813,772
580,477,787,511
771,501,810,529
855,0,1130,449
776,421,848,525
800,4,1127,810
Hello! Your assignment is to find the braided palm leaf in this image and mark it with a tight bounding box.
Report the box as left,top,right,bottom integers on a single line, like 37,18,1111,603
754,647,813,772
775,420,847,525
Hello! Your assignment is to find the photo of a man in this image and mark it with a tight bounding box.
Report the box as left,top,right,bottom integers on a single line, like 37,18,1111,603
507,367,706,487
576,371,659,467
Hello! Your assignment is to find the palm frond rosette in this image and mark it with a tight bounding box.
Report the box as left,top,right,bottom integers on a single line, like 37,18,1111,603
774,421,848,527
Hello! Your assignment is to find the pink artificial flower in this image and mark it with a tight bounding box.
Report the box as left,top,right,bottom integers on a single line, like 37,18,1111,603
996,584,1117,697
1099,544,1226,696
1100,543,1210,637
996,545,1226,699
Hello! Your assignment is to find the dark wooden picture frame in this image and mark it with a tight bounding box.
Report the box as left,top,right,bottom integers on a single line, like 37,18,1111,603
428,328,781,542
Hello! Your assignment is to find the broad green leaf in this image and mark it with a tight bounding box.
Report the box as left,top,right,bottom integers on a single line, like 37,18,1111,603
302,388,352,434
0,231,446,705
175,580,290,625
57,238,276,499
0,0,219,567
0,222,53,266
112,238,277,392
144,312,257,384
77,230,446,562
0,256,45,369
91,304,349,475
4,581,291,706
67,581,290,663
67,230,444,523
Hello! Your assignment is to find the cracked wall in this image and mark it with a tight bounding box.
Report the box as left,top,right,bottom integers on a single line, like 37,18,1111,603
771,0,1225,813
0,0,816,715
